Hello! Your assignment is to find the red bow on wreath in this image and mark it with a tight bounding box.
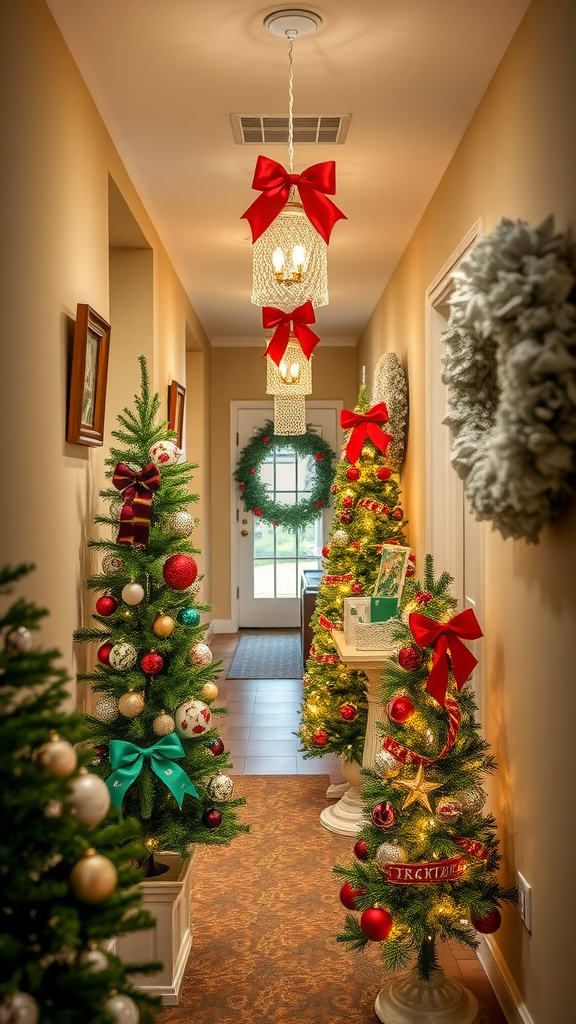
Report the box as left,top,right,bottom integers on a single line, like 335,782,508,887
262,301,320,366
409,609,483,707
112,462,160,547
340,403,393,464
241,156,347,244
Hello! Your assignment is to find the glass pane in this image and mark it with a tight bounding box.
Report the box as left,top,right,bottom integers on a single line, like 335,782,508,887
254,559,275,599
298,523,318,557
298,558,322,579
297,454,315,492
259,460,274,492
276,526,297,557
275,491,296,505
254,520,274,558
275,454,296,492
276,560,297,598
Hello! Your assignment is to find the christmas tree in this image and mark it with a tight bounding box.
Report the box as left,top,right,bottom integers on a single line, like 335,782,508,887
298,386,412,763
335,555,516,985
0,563,158,1024
74,358,247,874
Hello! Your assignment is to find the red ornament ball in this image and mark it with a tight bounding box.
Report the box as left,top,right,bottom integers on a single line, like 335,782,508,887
391,508,404,521
208,738,225,756
354,839,369,861
322,545,330,558
240,483,246,491
405,564,415,578
96,596,117,617
346,466,360,482
313,729,328,746
331,483,339,494
372,802,396,830
141,652,164,675
340,513,351,524
315,452,324,461
97,643,113,666
202,808,222,829
163,554,198,590
377,466,391,481
350,541,361,552
263,436,270,443
249,467,255,474
398,646,423,671
415,591,432,606
361,907,393,941
92,744,109,765
342,496,354,508
339,703,357,722
253,509,263,517
472,908,501,934
387,696,415,724
351,582,363,594
380,506,390,516
339,882,366,910
315,499,324,508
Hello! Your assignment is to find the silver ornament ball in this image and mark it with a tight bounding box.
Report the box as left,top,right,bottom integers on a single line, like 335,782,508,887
374,750,399,778
109,642,138,671
0,992,39,1024
6,627,34,655
375,843,407,871
165,511,195,538
455,787,486,815
94,695,119,723
79,947,108,972
64,772,111,828
207,773,234,801
331,530,349,548
104,995,139,1024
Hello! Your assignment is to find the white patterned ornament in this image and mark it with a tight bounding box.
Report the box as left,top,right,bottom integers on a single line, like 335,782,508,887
331,530,349,548
118,691,145,718
104,995,139,1024
207,773,234,801
190,578,202,597
175,699,212,737
152,713,176,737
165,511,195,538
94,695,119,723
102,553,124,574
375,843,406,872
149,439,179,467
64,771,111,828
0,992,39,1024
121,582,145,606
436,797,464,822
189,642,212,667
109,642,138,671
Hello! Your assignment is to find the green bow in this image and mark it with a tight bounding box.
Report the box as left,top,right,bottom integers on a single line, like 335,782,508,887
106,734,199,809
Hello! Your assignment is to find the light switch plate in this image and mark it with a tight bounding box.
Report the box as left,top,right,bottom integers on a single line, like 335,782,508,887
517,871,532,932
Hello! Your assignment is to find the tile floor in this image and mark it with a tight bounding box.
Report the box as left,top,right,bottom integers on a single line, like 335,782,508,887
211,630,345,782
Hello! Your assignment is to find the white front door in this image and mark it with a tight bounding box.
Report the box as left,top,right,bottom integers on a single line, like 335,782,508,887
236,404,339,628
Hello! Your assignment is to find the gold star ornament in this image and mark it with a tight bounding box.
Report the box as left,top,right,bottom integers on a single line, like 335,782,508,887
396,764,443,812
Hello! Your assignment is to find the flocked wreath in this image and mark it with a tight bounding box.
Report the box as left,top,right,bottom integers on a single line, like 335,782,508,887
442,215,576,543
235,421,336,531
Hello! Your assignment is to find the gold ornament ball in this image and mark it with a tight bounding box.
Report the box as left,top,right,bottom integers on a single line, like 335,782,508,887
118,691,145,718
38,736,78,778
152,713,176,736
69,850,118,904
0,992,39,1024
153,614,176,638
201,682,219,703
64,771,111,828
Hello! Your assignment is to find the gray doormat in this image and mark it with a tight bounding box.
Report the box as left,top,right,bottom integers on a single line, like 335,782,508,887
227,633,303,679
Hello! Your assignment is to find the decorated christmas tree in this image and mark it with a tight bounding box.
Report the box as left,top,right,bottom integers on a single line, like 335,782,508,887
74,358,247,874
298,386,412,763
335,556,515,1004
0,563,158,1024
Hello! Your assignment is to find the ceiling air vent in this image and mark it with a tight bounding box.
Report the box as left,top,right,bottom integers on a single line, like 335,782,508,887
231,114,350,145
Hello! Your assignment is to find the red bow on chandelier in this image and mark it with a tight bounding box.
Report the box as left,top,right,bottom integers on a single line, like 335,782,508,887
340,403,393,464
262,301,320,365
242,156,347,244
408,609,483,707
112,462,161,547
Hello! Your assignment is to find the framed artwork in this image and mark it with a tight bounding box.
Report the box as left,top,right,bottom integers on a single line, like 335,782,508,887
168,379,186,448
66,304,111,446
374,543,412,599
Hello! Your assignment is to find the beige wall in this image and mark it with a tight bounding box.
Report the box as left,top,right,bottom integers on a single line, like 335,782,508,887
209,346,359,621
358,2,576,1021
0,0,205,687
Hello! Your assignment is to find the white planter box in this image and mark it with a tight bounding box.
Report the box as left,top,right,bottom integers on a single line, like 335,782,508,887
115,853,193,1006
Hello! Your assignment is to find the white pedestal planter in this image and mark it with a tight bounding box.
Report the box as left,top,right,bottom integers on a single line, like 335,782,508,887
319,633,393,836
374,969,480,1024
115,853,193,1006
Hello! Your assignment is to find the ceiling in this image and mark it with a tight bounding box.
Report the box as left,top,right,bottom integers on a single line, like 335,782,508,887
47,0,530,346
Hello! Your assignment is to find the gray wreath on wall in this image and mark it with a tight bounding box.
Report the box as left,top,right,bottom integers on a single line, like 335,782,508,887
441,215,576,543
372,352,408,473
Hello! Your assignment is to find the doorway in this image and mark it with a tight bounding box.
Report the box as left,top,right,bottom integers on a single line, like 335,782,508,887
231,401,341,630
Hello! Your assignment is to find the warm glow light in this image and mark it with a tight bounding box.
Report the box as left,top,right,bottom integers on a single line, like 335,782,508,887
272,247,285,273
292,243,306,270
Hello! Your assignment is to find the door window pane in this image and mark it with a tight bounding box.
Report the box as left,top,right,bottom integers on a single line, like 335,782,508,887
254,560,275,598
275,455,296,492
276,526,296,557
259,460,274,491
276,560,297,597
254,520,274,558
298,523,317,557
297,454,315,491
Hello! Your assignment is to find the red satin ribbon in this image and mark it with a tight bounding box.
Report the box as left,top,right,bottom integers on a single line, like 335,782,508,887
241,156,347,244
113,462,160,547
340,403,393,464
409,609,483,707
262,301,320,366
383,696,461,767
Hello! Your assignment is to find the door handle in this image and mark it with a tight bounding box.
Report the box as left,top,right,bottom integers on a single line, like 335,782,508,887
241,529,249,536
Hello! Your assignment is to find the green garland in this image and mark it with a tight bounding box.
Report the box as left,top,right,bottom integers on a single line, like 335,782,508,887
235,421,336,531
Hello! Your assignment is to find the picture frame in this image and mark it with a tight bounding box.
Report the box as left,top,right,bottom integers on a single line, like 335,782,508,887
373,543,412,599
168,379,186,449
66,303,111,446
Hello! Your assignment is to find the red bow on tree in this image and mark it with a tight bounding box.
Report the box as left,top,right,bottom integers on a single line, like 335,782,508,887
112,462,160,547
408,609,483,707
241,156,347,244
340,403,393,464
263,301,320,366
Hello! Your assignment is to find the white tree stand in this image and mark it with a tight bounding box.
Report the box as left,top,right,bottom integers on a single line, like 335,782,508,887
375,968,480,1024
319,633,392,836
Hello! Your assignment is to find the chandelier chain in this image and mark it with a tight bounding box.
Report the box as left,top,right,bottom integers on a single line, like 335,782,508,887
287,36,294,173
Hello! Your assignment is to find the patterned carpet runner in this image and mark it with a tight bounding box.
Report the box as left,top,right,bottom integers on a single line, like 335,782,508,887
227,633,302,679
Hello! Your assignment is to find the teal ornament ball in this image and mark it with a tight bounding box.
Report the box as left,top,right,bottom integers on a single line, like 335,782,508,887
178,607,200,626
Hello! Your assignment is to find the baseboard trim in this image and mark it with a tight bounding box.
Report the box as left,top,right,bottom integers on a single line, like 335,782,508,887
477,936,534,1024
211,619,237,634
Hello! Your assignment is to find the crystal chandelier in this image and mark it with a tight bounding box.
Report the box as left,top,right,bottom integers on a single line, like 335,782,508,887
266,338,312,436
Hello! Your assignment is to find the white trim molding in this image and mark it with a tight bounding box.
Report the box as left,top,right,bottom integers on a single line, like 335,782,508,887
211,619,236,635
477,936,534,1024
